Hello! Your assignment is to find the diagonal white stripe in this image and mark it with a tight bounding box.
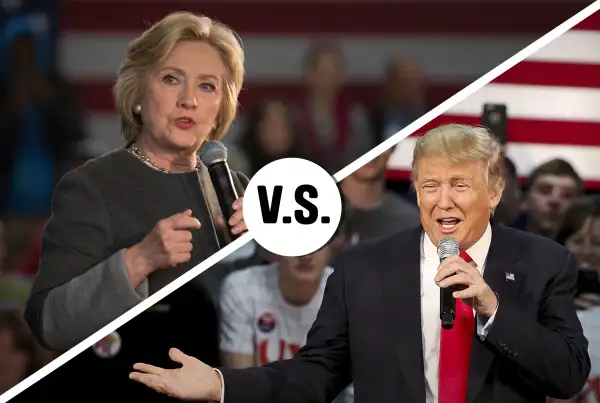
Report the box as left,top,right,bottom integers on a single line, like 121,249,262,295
0,232,253,402
527,29,600,65
334,2,600,182
2,2,599,402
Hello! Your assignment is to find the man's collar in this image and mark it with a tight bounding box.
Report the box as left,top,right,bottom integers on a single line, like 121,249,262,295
423,223,492,267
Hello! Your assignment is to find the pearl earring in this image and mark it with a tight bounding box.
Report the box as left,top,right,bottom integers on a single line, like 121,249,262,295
134,104,142,114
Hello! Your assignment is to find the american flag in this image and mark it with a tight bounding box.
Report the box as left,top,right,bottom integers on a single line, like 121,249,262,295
390,8,600,189
58,1,597,185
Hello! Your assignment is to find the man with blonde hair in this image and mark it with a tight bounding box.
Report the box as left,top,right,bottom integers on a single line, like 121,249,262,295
131,124,590,403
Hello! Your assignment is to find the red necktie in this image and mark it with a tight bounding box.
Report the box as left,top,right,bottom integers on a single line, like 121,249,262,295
438,251,475,403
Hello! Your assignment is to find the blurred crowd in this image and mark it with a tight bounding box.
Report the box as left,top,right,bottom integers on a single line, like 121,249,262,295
0,6,599,403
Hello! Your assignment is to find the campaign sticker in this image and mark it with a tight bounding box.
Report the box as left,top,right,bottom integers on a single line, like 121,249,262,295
257,312,276,333
92,331,122,359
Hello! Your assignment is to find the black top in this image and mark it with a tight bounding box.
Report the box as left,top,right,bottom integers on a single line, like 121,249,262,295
25,147,247,345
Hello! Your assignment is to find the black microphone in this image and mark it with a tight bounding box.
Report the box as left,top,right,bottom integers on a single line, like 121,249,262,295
437,237,460,330
199,140,239,241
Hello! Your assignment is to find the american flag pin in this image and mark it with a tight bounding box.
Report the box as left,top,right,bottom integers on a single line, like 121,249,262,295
505,272,515,281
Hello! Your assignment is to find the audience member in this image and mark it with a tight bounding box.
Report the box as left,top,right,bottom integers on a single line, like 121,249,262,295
296,44,374,173
0,15,86,217
218,245,334,369
340,148,420,241
517,158,583,240
495,155,521,226
556,196,600,307
0,310,47,394
369,58,426,143
237,98,303,177
218,241,352,402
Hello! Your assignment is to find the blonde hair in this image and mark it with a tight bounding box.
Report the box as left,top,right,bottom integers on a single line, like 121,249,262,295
411,123,504,190
113,12,245,142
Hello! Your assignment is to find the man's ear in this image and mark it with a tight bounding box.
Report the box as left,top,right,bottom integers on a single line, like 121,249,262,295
489,178,505,211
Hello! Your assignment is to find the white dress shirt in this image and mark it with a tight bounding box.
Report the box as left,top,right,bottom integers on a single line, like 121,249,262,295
216,224,498,403
421,223,497,403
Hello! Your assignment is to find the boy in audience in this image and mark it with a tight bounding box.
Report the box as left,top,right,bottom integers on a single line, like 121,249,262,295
218,244,334,369
218,214,356,402
518,158,583,240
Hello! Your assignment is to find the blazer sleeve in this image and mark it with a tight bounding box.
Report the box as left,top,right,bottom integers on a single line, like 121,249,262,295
24,169,146,351
483,251,591,399
218,261,352,403
233,170,249,196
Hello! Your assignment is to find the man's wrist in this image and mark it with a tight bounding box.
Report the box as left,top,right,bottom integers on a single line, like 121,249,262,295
477,288,499,318
210,368,224,403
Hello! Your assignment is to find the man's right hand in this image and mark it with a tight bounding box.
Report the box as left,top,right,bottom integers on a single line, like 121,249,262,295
129,348,222,401
125,210,201,281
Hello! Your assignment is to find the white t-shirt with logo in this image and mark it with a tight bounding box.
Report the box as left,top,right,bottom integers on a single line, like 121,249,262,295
578,306,600,402
219,262,333,366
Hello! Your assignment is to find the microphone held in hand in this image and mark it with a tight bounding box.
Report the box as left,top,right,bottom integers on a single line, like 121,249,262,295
437,236,460,330
199,140,239,241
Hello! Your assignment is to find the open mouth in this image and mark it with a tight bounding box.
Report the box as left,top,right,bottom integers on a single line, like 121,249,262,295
436,217,462,233
173,117,196,129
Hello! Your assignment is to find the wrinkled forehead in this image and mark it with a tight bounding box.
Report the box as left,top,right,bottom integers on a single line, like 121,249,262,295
158,40,226,76
415,155,487,182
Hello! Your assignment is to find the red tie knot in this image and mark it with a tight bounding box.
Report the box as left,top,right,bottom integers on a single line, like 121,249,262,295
459,251,473,263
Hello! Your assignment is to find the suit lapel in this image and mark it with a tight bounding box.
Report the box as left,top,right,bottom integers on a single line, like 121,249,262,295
466,224,526,402
380,227,426,402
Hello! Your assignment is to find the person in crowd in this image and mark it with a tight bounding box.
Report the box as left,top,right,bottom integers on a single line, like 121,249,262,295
218,209,356,402
0,310,47,394
340,147,420,241
130,123,590,403
494,155,521,227
547,197,600,403
236,98,303,177
555,196,600,307
24,11,248,352
218,246,335,369
516,158,583,240
369,57,427,143
0,14,86,217
570,304,600,403
295,44,374,173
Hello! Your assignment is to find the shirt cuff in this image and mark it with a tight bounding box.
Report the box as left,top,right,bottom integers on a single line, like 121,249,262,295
213,368,225,403
476,305,498,340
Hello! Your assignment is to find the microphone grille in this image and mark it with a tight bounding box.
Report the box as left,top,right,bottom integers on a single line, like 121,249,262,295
199,140,228,167
437,237,460,260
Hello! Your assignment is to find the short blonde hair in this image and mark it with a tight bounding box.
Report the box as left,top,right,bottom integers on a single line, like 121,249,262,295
113,12,245,142
411,123,504,189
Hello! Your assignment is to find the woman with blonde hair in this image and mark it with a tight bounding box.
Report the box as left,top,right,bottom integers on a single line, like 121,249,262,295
24,12,248,352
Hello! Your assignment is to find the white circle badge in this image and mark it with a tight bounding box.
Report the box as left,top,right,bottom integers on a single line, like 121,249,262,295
92,331,122,359
243,158,343,257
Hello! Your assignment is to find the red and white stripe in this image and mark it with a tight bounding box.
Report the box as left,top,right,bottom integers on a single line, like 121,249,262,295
389,10,600,188
59,1,598,185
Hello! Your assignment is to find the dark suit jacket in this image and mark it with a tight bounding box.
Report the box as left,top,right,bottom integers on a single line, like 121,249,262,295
220,224,591,403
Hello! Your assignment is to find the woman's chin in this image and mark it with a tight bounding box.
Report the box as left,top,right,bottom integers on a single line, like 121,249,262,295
166,133,203,151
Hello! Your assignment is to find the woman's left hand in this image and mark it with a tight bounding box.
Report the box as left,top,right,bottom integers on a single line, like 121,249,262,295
218,197,247,236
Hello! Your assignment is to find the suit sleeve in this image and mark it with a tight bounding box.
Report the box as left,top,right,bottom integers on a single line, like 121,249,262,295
484,252,591,399
218,262,352,403
24,169,146,351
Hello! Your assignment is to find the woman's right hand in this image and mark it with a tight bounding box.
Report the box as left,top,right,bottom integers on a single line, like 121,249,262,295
125,210,201,282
